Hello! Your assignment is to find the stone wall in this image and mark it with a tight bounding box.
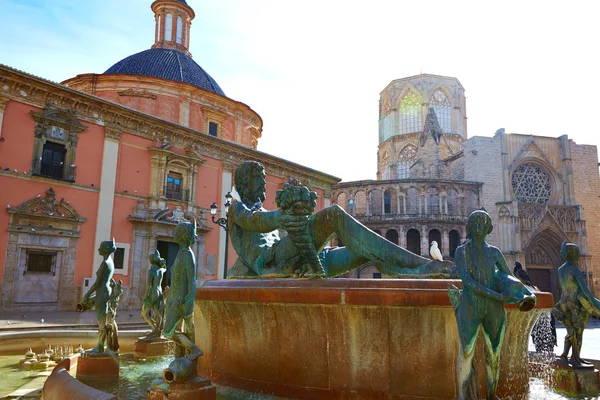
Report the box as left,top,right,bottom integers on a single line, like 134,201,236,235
571,143,600,291
463,136,504,246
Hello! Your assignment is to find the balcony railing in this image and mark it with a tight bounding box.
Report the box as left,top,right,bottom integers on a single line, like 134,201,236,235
164,185,190,202
31,159,76,182
358,213,468,223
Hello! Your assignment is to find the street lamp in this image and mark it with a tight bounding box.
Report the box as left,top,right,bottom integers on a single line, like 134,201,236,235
210,192,232,279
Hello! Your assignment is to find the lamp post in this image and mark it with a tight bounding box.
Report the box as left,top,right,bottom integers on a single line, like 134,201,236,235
210,192,232,279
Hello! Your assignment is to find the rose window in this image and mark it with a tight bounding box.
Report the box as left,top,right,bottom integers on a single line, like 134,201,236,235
511,163,551,204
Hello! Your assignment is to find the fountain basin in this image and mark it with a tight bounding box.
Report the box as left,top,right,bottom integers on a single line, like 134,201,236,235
195,279,553,400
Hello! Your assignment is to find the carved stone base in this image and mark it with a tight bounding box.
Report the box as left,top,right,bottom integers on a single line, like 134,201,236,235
147,376,216,400
551,357,600,396
75,352,119,381
134,338,173,358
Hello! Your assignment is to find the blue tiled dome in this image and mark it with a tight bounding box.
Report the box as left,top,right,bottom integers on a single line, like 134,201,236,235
104,48,225,96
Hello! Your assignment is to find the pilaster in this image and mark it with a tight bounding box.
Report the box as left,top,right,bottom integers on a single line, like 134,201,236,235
0,96,9,138
92,126,121,274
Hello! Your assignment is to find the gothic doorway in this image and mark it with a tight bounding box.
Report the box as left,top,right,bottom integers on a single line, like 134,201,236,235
524,229,564,300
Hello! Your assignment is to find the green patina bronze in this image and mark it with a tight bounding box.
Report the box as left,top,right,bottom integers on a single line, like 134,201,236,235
227,161,452,278
141,249,168,340
161,222,203,383
78,239,122,353
554,241,600,369
450,210,536,400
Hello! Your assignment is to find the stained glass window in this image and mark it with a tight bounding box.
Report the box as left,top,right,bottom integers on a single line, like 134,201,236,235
399,91,422,134
511,163,552,204
431,90,452,133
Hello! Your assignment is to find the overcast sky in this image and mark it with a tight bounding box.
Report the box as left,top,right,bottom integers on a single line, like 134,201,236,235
2,0,599,182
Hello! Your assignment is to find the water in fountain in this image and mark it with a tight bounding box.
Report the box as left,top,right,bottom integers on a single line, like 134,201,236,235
82,354,292,399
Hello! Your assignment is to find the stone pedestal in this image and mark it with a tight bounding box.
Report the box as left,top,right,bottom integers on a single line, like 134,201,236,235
75,352,119,381
552,358,600,397
134,338,173,358
147,376,216,400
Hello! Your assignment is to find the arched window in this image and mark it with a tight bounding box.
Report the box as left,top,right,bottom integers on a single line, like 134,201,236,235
386,229,399,245
447,189,459,215
164,13,173,41
383,192,391,214
406,188,418,214
407,229,421,255
349,199,355,214
431,90,452,133
429,229,442,251
427,188,440,215
396,144,417,179
449,230,460,258
511,163,552,204
176,16,183,44
399,91,422,134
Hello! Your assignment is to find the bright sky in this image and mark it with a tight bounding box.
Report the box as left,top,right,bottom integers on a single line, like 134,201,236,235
2,0,599,182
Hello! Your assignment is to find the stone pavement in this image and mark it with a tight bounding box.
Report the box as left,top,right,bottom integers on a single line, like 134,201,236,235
0,310,145,330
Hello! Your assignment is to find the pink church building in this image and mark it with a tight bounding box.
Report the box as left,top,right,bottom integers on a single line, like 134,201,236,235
0,0,339,311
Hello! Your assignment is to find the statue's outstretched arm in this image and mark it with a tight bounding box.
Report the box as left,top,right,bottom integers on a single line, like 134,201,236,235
230,201,280,233
455,247,503,301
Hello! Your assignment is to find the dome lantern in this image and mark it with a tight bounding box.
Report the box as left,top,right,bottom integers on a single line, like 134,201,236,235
151,0,195,57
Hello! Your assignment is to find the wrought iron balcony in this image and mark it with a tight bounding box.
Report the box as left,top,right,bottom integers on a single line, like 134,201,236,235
31,159,76,182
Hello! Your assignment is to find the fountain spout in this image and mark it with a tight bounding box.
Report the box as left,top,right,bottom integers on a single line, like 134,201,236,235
162,357,195,383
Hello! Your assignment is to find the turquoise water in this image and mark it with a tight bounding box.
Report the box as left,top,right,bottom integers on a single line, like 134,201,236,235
83,354,291,400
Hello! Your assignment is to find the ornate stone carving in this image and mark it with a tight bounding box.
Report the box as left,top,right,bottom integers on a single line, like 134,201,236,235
168,206,188,223
511,163,552,204
549,206,577,232
7,187,83,220
498,205,511,218
526,244,553,265
105,127,122,142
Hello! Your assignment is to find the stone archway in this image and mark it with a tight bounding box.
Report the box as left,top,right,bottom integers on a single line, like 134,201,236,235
523,228,564,299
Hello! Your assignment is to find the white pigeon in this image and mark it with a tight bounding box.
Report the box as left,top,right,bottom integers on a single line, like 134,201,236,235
430,241,443,261
40,318,44,324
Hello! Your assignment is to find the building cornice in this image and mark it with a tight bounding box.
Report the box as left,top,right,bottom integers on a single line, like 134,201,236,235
0,64,339,190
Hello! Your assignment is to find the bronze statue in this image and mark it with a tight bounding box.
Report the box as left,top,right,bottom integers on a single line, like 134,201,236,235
106,278,123,352
228,161,451,278
554,241,600,368
450,210,535,400
78,239,118,353
141,250,168,340
162,222,203,383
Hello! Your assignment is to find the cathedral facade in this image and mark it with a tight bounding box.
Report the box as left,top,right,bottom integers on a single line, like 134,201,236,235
0,0,338,311
333,74,600,298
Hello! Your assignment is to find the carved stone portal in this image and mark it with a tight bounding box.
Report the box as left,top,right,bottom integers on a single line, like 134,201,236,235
2,187,85,311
